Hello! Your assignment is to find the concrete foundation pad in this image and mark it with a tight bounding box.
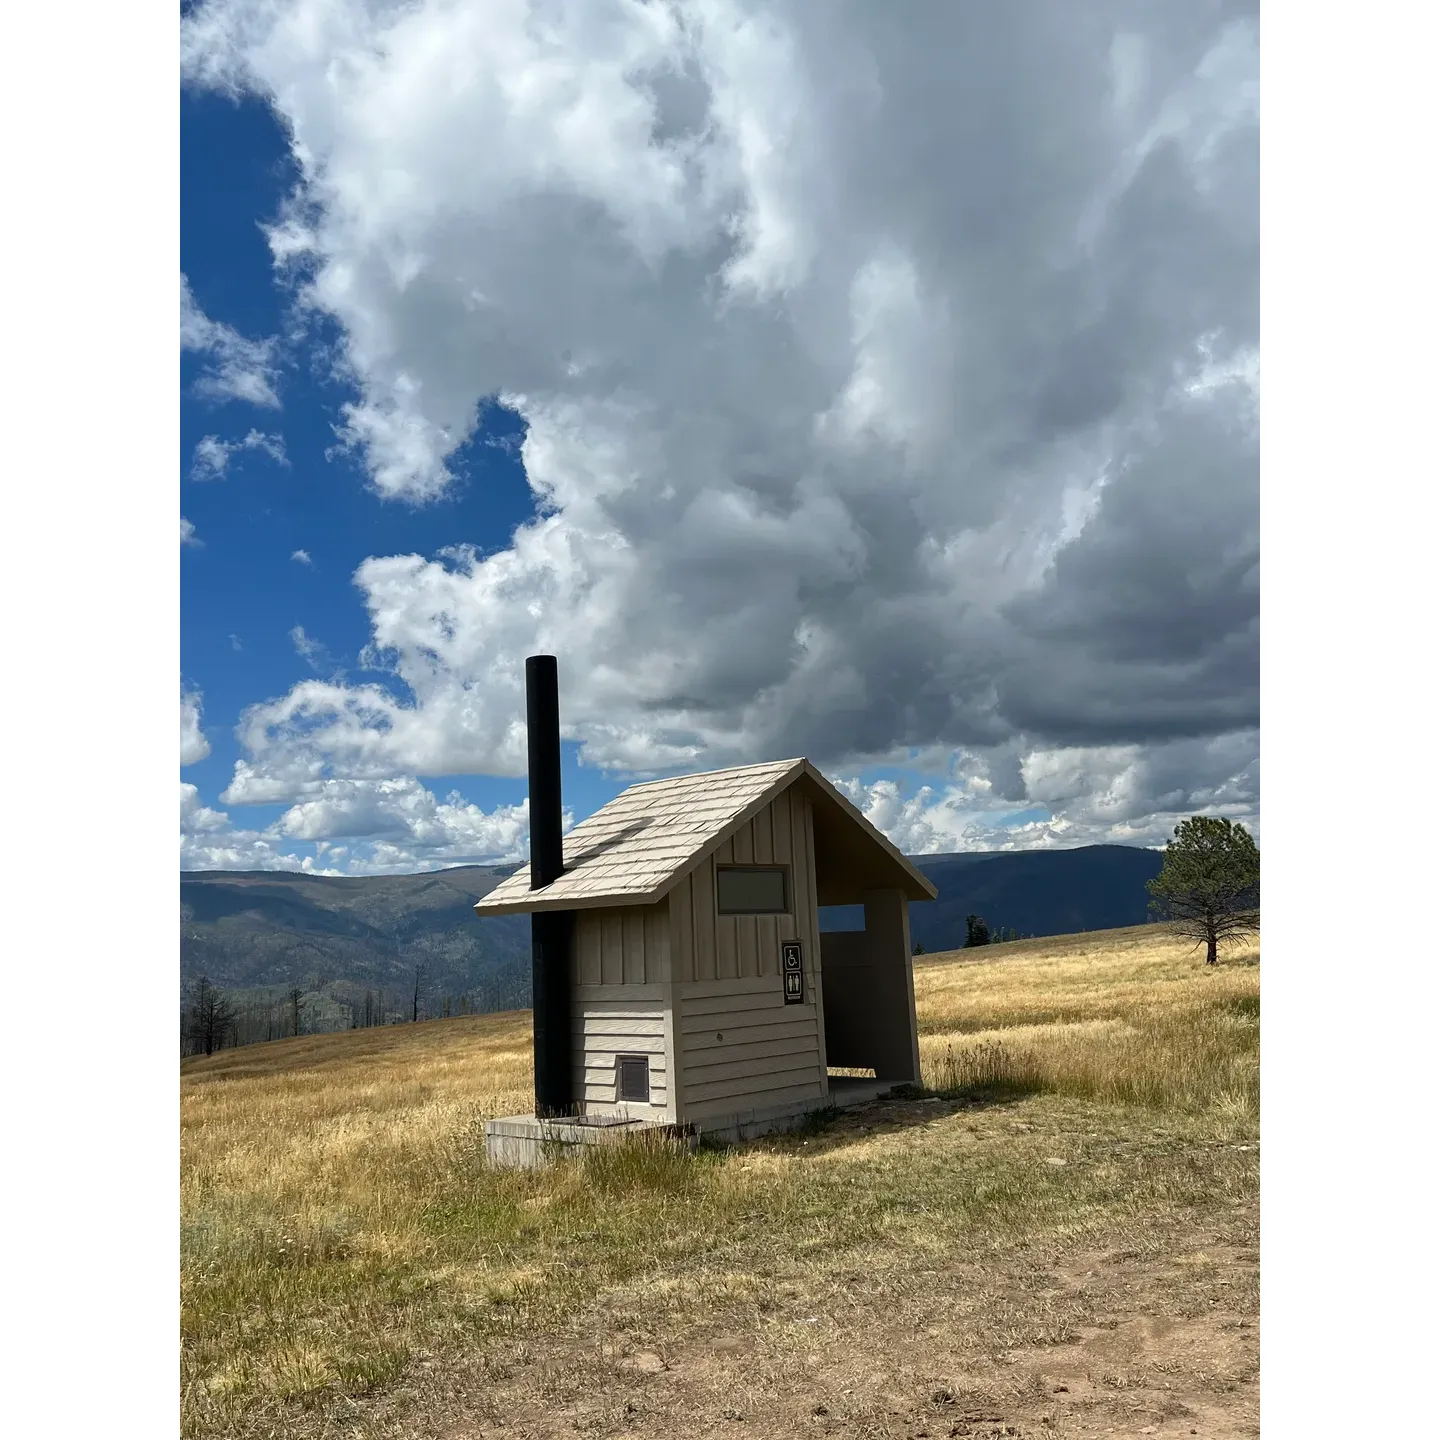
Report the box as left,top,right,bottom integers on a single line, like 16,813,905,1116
827,1076,907,1109
693,1078,904,1145
484,1079,909,1167
484,1114,699,1169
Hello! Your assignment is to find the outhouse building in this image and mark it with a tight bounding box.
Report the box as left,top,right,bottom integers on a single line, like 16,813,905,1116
475,677,937,1160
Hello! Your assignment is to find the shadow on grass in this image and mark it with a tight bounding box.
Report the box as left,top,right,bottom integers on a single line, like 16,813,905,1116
698,1083,1038,1163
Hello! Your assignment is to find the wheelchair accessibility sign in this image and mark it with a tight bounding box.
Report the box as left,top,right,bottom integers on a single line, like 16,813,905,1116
781,940,804,1004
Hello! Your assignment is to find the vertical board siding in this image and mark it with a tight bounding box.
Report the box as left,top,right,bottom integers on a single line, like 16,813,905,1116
740,913,759,978
764,796,794,980
737,812,760,979
756,914,778,974
643,904,671,984
665,786,819,996
576,917,602,985
747,809,771,970
622,910,645,984
669,876,695,986
715,832,739,982
601,910,624,984
753,808,773,863
693,857,717,982
572,903,672,988
717,911,739,981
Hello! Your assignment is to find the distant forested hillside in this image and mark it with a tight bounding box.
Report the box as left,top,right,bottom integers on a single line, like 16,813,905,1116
180,843,1163,1044
903,844,1163,951
180,866,531,1036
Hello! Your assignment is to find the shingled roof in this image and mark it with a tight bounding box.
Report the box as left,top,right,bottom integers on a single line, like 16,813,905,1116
473,757,936,916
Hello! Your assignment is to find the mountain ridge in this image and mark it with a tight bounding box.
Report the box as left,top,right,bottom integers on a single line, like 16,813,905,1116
181,844,1164,1024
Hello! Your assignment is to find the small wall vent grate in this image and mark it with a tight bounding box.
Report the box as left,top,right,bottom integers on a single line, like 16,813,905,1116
616,1055,651,1103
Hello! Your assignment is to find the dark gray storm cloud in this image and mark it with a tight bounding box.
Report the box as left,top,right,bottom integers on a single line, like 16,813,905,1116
183,0,1261,852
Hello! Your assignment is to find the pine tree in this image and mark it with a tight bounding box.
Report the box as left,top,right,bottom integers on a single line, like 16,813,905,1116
1147,816,1260,964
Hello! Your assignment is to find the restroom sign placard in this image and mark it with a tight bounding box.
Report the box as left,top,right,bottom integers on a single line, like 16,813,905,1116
781,940,804,1004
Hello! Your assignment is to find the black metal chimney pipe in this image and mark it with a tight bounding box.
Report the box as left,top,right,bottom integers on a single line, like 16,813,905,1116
525,655,574,1117
526,656,565,889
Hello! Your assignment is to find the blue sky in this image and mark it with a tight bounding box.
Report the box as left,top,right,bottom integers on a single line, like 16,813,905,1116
176,102,977,875
181,91,612,859
179,91,965,869
178,2,1261,874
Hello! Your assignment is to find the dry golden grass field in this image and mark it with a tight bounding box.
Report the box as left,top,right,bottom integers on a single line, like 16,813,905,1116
181,924,1259,1440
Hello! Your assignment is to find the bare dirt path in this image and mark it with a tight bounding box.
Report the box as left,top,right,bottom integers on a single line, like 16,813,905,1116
330,1163,1257,1440
431,1243,1256,1439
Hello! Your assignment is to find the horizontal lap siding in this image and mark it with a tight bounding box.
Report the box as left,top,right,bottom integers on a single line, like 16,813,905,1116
683,1033,817,1072
679,982,823,1120
684,1016,817,1051
684,1075,825,1109
571,987,668,1117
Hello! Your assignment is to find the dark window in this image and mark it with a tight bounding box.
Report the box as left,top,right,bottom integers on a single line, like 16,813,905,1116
715,865,790,915
617,1055,651,1103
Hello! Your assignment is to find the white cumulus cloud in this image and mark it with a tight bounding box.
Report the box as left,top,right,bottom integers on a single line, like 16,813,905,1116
181,274,283,408
182,0,1260,851
830,730,1259,854
181,775,538,874
181,689,211,766
190,428,289,481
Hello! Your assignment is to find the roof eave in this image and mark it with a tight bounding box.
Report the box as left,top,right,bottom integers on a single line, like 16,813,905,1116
473,884,671,918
